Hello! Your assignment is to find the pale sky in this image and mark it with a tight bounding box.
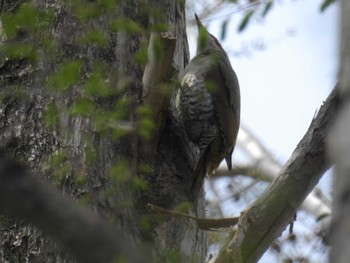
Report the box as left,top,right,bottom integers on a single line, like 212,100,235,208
188,1,339,261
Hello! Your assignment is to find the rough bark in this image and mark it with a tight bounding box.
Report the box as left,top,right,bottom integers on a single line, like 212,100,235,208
0,0,206,262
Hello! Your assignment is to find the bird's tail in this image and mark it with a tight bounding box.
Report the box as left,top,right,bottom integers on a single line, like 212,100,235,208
190,149,208,198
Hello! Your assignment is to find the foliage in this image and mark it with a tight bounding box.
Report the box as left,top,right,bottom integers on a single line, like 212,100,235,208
320,0,337,12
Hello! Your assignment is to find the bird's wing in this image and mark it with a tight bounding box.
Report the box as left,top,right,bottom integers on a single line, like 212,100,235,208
216,58,240,164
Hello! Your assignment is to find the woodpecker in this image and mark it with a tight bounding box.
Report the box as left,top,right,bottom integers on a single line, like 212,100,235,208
176,14,240,191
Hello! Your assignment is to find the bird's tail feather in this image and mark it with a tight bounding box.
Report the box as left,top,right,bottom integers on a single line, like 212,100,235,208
190,149,208,197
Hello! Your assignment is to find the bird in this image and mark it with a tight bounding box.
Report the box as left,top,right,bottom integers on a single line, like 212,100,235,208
176,14,241,193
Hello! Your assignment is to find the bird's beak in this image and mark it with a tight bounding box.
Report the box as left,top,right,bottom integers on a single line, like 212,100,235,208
194,13,203,30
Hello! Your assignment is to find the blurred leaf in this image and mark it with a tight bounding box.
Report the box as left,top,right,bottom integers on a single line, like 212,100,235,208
85,145,97,163
48,60,81,90
151,23,169,32
18,5,39,29
75,172,87,186
81,29,108,46
110,18,142,33
136,105,153,116
137,118,154,139
85,71,111,97
134,42,148,65
139,164,154,174
0,43,37,59
46,150,70,184
44,101,59,128
49,150,68,166
220,19,229,41
110,161,129,183
174,202,193,213
113,256,129,263
132,177,149,190
262,1,273,17
152,34,162,61
73,2,101,22
136,105,154,139
99,0,117,10
316,213,331,222
112,127,130,139
70,98,95,116
2,3,37,37
320,0,336,12
238,10,255,32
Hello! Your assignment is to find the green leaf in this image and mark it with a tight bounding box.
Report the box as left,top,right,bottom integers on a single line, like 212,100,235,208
0,43,36,59
238,10,255,32
85,72,111,97
44,102,59,128
110,18,142,33
262,1,273,17
136,105,153,116
220,19,229,41
134,42,149,65
74,2,101,22
113,256,129,263
137,118,154,139
320,0,336,12
139,164,154,174
44,150,70,184
110,161,129,183
49,150,68,166
112,128,130,139
316,213,331,222
132,177,148,190
100,0,117,10
2,3,37,37
81,29,108,46
151,23,169,32
48,60,81,90
152,34,162,61
70,98,95,116
16,3,37,29
85,145,97,163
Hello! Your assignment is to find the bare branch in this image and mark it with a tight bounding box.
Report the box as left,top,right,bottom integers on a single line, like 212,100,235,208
0,153,148,263
212,86,338,263
148,203,239,231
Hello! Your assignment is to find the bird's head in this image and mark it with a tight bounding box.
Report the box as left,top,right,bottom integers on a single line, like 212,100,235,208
195,14,224,55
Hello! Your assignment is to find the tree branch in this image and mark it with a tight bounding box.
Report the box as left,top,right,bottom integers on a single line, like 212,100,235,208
147,203,239,231
214,124,332,234
212,86,339,263
0,153,149,263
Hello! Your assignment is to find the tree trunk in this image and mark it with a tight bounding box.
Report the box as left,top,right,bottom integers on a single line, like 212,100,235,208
0,0,207,262
329,0,350,262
